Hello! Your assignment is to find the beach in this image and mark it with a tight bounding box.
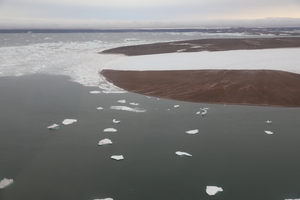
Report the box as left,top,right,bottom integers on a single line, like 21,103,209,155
101,37,300,107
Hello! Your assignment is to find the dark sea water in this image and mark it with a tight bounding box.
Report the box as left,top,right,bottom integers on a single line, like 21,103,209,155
1,74,300,200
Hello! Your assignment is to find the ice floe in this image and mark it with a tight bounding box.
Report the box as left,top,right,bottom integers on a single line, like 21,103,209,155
90,91,101,94
285,198,300,200
117,99,126,103
104,128,117,132
94,198,113,200
265,131,273,134
186,129,198,134
113,119,121,123
110,106,146,113
97,107,104,110
98,138,113,145
266,120,272,124
47,124,60,130
174,105,180,108
206,186,223,195
130,102,139,106
62,119,77,125
111,155,124,161
0,178,13,189
175,151,192,157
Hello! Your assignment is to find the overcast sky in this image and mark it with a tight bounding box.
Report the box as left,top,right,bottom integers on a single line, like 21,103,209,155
0,0,300,29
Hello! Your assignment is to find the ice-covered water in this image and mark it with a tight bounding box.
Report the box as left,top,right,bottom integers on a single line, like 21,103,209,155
0,31,283,92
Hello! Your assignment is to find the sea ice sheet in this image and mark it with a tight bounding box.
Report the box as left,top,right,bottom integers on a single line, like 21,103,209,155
175,151,192,157
104,128,117,132
105,48,300,74
111,155,124,161
98,138,113,145
0,178,13,189
206,186,223,195
62,119,77,125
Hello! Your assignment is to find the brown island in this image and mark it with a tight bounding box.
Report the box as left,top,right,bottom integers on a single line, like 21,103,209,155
100,37,300,107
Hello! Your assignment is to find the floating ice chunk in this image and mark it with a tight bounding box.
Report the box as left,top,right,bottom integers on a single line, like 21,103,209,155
117,99,126,103
206,186,223,195
47,124,60,130
90,91,101,94
111,155,124,161
104,128,117,132
196,111,201,114
174,105,180,108
175,151,192,157
157,98,160,100
130,102,139,106
285,198,300,200
94,198,113,200
44,37,52,40
265,131,273,134
266,120,272,124
110,106,146,113
97,107,103,110
147,96,151,98
98,138,113,145
113,119,120,123
0,178,13,189
62,119,77,125
186,129,198,134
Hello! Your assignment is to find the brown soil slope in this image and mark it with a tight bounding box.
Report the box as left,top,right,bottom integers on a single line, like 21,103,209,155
101,70,300,107
101,37,300,56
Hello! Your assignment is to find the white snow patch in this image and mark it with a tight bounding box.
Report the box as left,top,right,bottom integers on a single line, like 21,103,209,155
110,106,146,113
104,128,117,132
265,130,273,134
0,178,13,189
206,186,223,195
62,119,77,125
97,107,104,110
98,138,113,145
117,99,126,103
105,48,300,74
111,155,124,160
186,129,198,134
130,102,139,106
47,124,60,130
175,151,192,157
113,119,121,123
174,105,180,108
90,91,101,94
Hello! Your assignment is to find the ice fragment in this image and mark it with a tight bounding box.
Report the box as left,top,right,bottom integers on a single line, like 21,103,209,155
97,107,103,110
113,119,120,123
90,91,101,94
265,131,273,134
266,120,272,124
0,178,13,189
206,186,223,195
111,155,124,160
175,151,192,157
47,124,60,130
94,198,113,200
110,106,146,113
98,138,113,145
174,105,180,108
186,129,198,134
130,102,139,106
117,99,126,103
62,119,77,125
104,128,117,132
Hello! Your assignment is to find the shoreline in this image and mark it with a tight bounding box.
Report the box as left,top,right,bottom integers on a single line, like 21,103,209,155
100,37,300,107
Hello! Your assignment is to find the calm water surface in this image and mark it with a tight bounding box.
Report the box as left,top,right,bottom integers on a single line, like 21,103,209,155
0,75,300,200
